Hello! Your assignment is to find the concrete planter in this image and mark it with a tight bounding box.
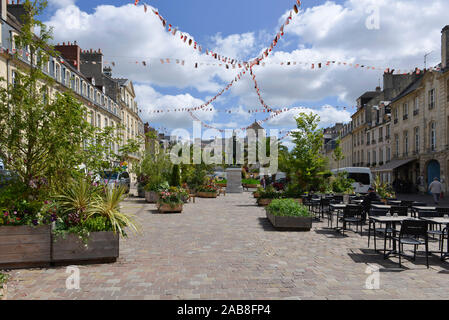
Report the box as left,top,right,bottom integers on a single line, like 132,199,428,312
145,191,159,203
0,225,52,269
52,232,119,265
257,198,274,206
158,203,183,213
266,211,313,231
197,192,218,198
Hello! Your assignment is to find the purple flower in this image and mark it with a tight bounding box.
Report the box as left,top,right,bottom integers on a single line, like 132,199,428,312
32,219,38,226
13,211,17,215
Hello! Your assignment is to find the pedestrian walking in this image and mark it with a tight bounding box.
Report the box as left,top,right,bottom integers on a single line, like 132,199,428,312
429,177,443,204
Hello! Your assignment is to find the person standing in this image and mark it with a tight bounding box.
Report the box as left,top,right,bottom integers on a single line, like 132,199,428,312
429,177,443,205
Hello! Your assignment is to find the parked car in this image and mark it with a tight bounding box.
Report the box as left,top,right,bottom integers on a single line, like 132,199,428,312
99,171,131,193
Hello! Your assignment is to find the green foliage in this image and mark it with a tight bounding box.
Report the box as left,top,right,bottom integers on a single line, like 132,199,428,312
197,184,219,193
258,185,282,199
290,113,328,192
0,272,8,293
282,184,304,198
373,175,395,199
215,179,227,185
184,163,212,191
242,178,260,185
138,150,172,191
170,164,181,187
158,190,184,208
332,138,345,166
331,171,355,194
87,185,139,237
267,199,311,217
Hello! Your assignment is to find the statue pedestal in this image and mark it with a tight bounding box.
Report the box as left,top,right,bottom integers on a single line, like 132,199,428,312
226,167,243,193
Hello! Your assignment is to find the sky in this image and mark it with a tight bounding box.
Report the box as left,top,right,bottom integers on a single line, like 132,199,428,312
40,0,448,146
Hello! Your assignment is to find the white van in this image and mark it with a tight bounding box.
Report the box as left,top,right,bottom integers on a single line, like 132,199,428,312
331,167,373,194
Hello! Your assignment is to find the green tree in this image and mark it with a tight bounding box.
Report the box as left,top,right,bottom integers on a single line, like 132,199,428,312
290,112,327,192
0,0,90,192
170,164,181,187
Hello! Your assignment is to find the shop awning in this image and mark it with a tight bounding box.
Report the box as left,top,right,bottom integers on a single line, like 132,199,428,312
372,158,417,172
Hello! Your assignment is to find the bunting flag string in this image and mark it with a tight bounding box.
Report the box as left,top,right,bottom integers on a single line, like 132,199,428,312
134,0,303,68
100,56,433,76
146,104,355,115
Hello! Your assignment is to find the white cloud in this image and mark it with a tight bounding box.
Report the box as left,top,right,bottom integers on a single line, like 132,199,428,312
134,84,216,129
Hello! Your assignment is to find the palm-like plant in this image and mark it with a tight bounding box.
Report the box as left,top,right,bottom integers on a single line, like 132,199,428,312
88,185,140,237
53,177,98,223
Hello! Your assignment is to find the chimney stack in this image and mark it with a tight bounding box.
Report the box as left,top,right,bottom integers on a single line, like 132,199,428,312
441,25,449,70
54,41,82,72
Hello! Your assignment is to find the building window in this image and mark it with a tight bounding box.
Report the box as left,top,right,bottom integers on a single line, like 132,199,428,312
379,148,383,163
50,60,55,76
386,125,390,139
404,131,409,155
367,152,371,165
55,64,60,81
429,89,435,109
97,114,101,128
395,134,399,157
90,111,94,126
373,150,376,165
430,122,436,151
414,96,419,114
386,147,391,162
403,103,408,120
414,127,420,153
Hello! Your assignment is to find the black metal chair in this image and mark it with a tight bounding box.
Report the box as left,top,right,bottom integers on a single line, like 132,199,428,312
342,205,363,236
441,226,448,261
436,207,449,216
418,210,444,249
390,206,408,217
333,195,343,203
320,198,331,219
401,200,415,215
394,220,429,268
368,208,390,251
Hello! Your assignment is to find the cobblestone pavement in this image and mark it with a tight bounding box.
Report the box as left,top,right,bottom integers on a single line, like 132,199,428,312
5,191,449,300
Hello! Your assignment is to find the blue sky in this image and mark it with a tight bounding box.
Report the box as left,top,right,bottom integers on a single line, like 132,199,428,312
42,0,447,142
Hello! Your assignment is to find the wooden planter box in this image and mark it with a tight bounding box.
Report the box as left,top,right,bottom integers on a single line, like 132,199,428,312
266,211,313,231
257,198,274,206
0,225,51,269
243,184,260,189
293,198,303,204
253,192,260,198
158,203,183,213
145,191,159,203
52,232,119,265
197,192,218,198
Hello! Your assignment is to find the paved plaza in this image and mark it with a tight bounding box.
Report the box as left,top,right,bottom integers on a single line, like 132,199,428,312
4,191,449,300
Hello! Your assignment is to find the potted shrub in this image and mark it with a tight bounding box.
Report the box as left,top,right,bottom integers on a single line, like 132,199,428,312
157,190,184,213
51,177,139,265
196,184,219,198
242,178,260,189
253,186,264,198
0,273,7,300
266,199,313,231
373,176,395,203
257,186,282,206
144,181,169,203
215,179,227,188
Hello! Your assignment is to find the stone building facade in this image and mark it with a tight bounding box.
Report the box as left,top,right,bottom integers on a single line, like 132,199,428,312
324,24,449,193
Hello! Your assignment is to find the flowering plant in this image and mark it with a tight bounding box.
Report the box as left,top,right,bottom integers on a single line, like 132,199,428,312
197,184,219,193
158,190,183,208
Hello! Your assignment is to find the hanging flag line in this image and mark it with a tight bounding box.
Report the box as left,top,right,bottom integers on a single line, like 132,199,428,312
134,0,302,68
145,103,356,115
99,55,435,76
